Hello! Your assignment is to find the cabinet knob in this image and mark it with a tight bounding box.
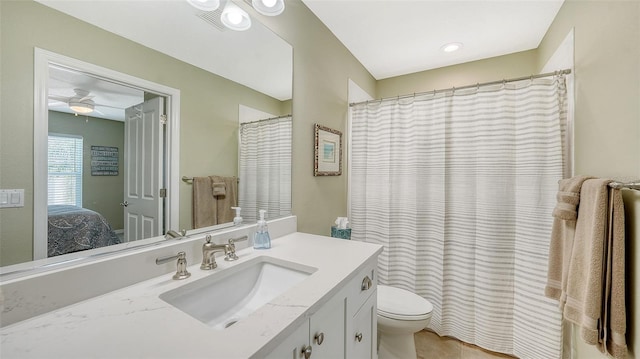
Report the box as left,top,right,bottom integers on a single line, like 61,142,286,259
355,332,363,342
314,332,325,345
301,345,313,359
361,276,372,291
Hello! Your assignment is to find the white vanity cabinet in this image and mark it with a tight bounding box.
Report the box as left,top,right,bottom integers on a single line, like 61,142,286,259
346,263,377,359
265,296,345,359
0,232,384,359
265,260,378,359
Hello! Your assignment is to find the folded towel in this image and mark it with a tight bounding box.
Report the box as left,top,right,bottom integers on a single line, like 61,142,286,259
209,175,238,224
192,176,216,229
552,175,593,221
561,178,627,358
545,175,593,301
562,179,611,344
602,186,626,358
212,182,226,197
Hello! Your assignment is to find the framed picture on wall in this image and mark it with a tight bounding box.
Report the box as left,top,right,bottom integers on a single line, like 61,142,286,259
314,123,342,176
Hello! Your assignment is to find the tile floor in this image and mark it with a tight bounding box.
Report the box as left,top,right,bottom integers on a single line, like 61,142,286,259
414,330,517,359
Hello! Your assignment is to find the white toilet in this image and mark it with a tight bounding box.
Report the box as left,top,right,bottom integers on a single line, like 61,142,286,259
377,285,433,359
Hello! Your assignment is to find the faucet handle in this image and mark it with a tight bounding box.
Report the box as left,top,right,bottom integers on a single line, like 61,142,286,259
224,235,248,261
156,251,191,280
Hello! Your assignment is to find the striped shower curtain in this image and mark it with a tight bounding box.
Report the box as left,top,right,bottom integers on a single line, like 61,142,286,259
238,116,292,223
350,76,568,358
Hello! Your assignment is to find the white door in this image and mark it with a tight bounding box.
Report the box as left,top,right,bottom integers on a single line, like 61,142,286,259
123,97,164,241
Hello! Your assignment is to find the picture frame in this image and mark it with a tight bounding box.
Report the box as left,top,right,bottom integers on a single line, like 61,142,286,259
314,123,342,176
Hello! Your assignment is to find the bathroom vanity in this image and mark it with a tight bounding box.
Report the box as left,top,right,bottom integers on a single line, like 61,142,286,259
0,223,382,358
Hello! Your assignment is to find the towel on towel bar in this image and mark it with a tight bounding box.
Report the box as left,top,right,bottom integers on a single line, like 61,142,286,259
192,176,217,229
546,178,627,358
209,175,237,224
212,181,226,196
192,176,238,228
545,175,592,301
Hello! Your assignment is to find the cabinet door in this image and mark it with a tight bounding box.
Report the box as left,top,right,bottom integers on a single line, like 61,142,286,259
348,291,377,359
310,297,346,359
265,321,309,359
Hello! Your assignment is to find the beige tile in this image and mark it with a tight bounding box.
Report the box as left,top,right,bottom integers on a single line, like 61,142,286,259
413,330,517,359
415,330,462,359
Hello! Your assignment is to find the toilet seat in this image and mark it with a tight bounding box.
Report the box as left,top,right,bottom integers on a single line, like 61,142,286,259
377,285,433,321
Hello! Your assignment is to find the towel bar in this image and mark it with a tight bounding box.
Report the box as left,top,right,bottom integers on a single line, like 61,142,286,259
608,181,640,191
182,176,239,183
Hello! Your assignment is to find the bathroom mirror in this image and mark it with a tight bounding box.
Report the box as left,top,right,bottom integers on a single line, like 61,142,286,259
0,0,292,269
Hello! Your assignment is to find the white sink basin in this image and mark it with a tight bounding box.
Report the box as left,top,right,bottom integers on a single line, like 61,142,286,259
159,256,316,330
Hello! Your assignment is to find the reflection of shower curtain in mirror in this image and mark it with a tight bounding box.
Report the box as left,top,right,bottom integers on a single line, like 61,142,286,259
239,116,292,223
350,75,569,359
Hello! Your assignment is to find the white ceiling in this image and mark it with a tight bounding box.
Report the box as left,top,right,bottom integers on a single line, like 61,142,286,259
47,65,144,122
37,0,293,122
38,0,564,120
301,0,564,80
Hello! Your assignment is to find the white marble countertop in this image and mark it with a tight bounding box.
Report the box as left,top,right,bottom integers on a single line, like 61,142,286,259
0,233,382,358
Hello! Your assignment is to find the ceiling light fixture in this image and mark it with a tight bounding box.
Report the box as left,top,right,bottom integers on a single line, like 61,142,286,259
221,2,252,31
187,0,285,31
187,0,220,11
441,42,463,53
69,99,95,114
252,0,285,16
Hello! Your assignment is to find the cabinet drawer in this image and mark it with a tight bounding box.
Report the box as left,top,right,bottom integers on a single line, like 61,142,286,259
346,261,377,316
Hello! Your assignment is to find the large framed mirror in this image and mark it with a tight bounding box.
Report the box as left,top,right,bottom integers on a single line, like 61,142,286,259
0,0,292,271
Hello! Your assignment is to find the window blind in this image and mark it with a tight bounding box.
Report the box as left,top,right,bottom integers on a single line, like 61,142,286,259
48,134,83,207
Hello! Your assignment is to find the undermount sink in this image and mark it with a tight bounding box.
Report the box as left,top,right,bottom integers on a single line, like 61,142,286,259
159,256,317,330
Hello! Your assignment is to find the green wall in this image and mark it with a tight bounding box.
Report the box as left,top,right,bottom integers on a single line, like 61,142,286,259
48,111,125,231
0,0,286,266
537,1,640,358
244,0,377,236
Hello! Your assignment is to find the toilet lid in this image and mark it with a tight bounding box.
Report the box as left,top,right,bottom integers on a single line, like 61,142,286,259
377,285,433,321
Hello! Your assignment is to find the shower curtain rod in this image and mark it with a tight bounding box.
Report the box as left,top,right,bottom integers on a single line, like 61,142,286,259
240,114,292,126
349,69,572,107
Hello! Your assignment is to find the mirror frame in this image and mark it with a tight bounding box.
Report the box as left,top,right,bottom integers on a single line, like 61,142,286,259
33,48,181,260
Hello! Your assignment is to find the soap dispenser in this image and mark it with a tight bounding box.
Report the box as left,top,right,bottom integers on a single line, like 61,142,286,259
253,210,271,249
231,207,243,225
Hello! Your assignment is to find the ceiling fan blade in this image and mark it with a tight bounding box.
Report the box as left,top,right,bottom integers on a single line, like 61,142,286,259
48,99,68,107
93,108,106,115
78,95,95,102
48,94,71,102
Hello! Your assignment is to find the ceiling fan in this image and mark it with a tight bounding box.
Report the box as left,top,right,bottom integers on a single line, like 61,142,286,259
48,88,102,115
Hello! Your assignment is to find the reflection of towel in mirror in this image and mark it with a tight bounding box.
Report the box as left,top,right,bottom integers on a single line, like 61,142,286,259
212,181,226,196
192,176,217,229
209,175,238,224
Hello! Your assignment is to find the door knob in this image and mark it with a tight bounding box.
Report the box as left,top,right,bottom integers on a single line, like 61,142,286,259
119,201,129,207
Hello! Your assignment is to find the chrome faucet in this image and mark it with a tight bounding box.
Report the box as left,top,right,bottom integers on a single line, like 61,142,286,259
200,235,230,270
200,235,249,270
165,229,187,240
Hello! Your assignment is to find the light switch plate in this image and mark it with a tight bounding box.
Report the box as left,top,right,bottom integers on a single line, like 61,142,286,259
0,189,24,208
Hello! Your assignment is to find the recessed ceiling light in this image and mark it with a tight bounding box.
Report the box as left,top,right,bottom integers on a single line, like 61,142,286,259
441,42,463,53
